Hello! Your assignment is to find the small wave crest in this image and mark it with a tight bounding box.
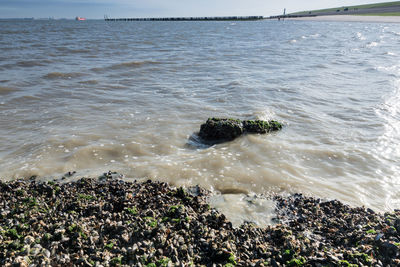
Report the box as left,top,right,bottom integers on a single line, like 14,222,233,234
79,80,99,85
111,60,162,69
252,109,276,121
298,33,320,40
91,60,162,73
388,31,400,36
375,64,400,74
16,60,52,68
69,49,92,54
10,95,42,103
56,47,92,54
0,86,17,95
55,47,91,53
220,81,242,89
355,32,366,41
366,41,378,48
0,30,29,35
43,72,86,80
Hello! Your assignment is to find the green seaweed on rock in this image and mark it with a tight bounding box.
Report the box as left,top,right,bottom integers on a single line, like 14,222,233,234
110,256,122,266
199,118,244,142
126,207,138,215
105,242,114,250
144,217,157,228
6,228,21,240
287,257,306,266
242,119,283,133
227,253,236,265
157,257,170,267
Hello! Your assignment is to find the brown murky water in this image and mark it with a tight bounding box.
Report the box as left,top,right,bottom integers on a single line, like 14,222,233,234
1,20,400,224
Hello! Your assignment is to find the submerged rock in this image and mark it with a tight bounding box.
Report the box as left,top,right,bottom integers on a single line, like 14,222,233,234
198,118,282,144
198,118,244,142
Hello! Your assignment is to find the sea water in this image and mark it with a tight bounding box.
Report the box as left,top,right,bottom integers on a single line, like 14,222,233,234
0,20,399,224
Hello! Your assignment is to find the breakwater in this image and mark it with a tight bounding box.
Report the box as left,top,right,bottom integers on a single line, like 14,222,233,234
268,15,317,20
104,16,264,21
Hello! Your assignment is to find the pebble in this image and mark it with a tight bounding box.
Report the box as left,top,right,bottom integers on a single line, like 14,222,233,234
42,248,51,258
24,235,35,245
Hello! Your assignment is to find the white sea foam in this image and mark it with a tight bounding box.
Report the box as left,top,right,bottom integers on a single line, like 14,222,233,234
366,41,378,48
356,32,366,40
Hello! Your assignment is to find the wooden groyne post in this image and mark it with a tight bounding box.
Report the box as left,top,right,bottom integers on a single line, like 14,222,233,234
104,16,264,21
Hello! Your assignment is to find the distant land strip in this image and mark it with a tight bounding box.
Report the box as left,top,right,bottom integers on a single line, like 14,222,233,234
270,1,400,19
104,16,264,21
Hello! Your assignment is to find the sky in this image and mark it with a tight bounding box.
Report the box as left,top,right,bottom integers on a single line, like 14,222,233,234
0,0,395,19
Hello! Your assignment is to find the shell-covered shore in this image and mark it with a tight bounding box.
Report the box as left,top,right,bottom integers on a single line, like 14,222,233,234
1,175,400,266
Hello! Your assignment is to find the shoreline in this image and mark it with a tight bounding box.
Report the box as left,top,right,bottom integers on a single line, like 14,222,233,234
1,175,400,266
284,15,400,23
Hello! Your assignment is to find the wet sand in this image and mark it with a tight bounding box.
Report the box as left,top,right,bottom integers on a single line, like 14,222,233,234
286,15,400,23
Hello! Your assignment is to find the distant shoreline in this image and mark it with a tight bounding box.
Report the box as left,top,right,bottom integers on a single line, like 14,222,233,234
284,15,400,23
104,16,264,21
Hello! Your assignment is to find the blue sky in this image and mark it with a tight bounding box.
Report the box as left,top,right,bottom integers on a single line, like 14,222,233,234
0,0,394,19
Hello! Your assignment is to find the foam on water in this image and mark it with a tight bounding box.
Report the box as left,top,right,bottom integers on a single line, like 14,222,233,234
210,194,276,227
356,32,366,40
1,20,400,224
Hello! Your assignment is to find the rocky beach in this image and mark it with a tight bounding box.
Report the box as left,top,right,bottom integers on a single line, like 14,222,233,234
1,174,400,266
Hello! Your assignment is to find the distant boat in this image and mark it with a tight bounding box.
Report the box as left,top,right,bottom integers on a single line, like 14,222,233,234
75,17,86,21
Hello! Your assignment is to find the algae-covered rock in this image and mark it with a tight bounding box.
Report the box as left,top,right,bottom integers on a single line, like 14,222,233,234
198,118,244,142
242,120,282,134
198,118,282,144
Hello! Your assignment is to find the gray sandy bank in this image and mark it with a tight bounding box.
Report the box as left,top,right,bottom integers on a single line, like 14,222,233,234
285,15,400,23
